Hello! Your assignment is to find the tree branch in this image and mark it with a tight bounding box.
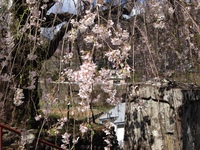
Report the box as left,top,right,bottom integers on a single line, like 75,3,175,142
39,22,72,60
41,12,76,27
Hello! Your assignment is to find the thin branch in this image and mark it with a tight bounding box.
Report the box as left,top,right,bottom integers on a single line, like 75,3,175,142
41,12,78,27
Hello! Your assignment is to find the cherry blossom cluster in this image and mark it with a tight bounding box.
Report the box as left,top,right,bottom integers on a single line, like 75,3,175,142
60,7,132,147
20,0,45,57
0,5,14,75
61,132,71,149
79,123,89,135
60,123,89,149
59,15,133,142
103,122,115,149
26,71,37,90
147,1,166,29
26,0,41,27
46,117,68,136
13,88,24,106
79,10,96,32
40,92,58,119
62,52,73,64
64,53,96,101
20,130,35,149
57,117,68,130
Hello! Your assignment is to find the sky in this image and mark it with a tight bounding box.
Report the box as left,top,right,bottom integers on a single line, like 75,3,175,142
47,0,77,15
44,0,144,38
45,0,193,37
47,0,143,15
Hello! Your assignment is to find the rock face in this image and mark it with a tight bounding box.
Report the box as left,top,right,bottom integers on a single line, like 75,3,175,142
124,79,200,150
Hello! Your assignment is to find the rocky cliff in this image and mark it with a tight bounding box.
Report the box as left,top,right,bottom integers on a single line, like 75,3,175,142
124,79,200,150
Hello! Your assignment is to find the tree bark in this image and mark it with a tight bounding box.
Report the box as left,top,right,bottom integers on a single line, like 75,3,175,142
0,1,73,129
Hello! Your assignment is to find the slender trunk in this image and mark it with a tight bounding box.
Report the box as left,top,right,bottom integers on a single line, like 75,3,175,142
90,102,95,123
0,0,70,128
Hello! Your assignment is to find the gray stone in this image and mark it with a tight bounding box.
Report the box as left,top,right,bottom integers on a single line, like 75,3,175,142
124,79,200,150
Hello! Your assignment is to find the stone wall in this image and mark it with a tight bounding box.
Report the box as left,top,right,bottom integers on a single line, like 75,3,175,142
124,79,200,150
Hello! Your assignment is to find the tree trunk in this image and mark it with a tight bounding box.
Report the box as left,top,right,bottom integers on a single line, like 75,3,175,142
0,0,71,129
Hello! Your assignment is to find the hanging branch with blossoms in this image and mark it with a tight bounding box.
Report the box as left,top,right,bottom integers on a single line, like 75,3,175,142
61,9,132,106
59,5,132,148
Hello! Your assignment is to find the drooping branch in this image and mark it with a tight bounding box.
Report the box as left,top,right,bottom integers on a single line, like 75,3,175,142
47,23,71,59
40,0,56,11
38,21,73,61
41,12,77,27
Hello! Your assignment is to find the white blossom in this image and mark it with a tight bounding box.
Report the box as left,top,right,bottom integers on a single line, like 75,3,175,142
105,49,121,63
103,129,110,135
21,130,35,148
84,35,94,43
35,114,42,121
62,132,71,144
78,24,88,33
121,30,129,40
111,37,122,45
168,7,175,15
13,88,24,106
26,0,36,4
62,52,73,63
79,123,88,134
107,20,114,28
153,21,165,29
27,53,37,60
